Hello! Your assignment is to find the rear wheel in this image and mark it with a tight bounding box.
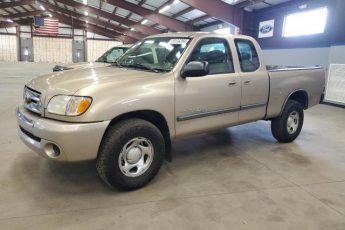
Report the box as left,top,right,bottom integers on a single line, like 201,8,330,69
271,100,304,143
96,118,165,190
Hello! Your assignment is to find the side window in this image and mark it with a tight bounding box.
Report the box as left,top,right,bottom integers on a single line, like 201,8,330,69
136,47,154,64
106,48,125,62
235,39,260,72
187,38,234,75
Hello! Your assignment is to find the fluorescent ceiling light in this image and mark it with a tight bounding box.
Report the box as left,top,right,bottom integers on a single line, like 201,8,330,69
173,0,180,4
6,18,13,23
141,19,148,24
83,0,87,5
130,28,135,31
159,5,171,13
48,14,52,17
40,5,45,10
85,20,88,24
84,11,88,16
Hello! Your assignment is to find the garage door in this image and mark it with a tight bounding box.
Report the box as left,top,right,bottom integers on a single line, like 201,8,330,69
0,35,17,62
33,37,72,63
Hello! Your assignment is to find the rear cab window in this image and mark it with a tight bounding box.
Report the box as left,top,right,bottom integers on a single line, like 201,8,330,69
235,39,260,72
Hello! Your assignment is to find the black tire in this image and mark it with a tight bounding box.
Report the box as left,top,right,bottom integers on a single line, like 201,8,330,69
271,100,304,143
96,118,165,190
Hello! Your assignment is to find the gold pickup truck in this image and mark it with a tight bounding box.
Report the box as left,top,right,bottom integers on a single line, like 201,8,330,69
17,32,325,190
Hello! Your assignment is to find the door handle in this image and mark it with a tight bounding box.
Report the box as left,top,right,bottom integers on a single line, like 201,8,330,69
244,80,252,85
228,82,237,87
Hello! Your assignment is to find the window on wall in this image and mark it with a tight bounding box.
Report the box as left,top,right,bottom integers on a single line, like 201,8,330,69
282,7,328,37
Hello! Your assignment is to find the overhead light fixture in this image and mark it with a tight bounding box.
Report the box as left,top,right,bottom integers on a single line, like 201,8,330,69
48,14,52,17
83,0,87,5
84,11,88,16
40,5,45,10
86,20,88,24
173,0,180,4
141,19,148,24
159,5,171,13
130,28,135,31
6,18,13,23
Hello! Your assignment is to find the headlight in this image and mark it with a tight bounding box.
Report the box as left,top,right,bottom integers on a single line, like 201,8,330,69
47,95,92,116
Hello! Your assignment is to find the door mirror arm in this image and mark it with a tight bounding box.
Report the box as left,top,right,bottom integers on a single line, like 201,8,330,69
180,61,209,78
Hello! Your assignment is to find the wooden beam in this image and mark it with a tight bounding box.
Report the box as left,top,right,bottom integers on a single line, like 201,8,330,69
53,0,160,35
7,10,45,19
0,0,35,9
173,7,193,18
180,0,244,27
0,19,33,28
50,13,118,39
236,0,267,9
38,1,144,40
106,0,193,31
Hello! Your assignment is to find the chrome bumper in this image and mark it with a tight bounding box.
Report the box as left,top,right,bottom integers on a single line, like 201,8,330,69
16,106,110,162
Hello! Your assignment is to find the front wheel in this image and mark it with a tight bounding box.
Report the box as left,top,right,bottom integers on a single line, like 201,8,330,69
271,100,304,143
96,118,165,190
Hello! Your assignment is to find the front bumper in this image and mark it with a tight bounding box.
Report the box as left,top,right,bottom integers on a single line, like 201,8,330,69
16,106,110,162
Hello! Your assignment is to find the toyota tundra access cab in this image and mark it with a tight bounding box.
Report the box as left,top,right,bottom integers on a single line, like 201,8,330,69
17,32,325,190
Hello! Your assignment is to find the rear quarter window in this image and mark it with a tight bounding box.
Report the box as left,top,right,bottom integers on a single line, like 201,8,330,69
235,39,260,72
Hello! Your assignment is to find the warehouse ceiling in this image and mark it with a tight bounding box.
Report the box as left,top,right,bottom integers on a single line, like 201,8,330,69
0,0,291,42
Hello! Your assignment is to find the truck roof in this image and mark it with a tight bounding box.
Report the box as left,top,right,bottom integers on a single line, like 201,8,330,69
146,31,253,40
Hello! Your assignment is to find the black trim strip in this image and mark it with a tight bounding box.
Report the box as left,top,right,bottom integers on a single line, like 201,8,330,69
240,102,267,110
177,107,241,121
20,126,41,142
176,102,267,122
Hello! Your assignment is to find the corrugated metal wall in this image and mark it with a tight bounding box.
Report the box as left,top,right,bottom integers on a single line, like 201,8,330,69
0,35,18,62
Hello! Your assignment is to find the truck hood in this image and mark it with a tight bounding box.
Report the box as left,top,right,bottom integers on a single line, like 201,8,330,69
26,66,160,102
53,62,108,71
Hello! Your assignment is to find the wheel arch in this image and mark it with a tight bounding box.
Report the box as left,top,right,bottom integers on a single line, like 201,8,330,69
100,110,172,160
280,90,309,115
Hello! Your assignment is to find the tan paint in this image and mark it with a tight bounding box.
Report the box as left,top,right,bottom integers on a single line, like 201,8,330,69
17,32,325,162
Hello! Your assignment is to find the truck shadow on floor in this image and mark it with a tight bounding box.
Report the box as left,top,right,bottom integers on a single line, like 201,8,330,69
10,122,308,197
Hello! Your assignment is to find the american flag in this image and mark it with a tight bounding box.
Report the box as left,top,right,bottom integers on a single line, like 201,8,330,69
34,17,59,35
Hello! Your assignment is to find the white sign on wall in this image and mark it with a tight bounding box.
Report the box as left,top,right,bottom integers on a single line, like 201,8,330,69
325,64,345,106
258,19,275,38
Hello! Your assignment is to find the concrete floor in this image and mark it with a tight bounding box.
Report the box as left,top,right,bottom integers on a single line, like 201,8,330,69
0,61,345,230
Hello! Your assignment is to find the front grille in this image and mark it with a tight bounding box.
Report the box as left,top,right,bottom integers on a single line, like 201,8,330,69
20,126,41,142
24,87,42,115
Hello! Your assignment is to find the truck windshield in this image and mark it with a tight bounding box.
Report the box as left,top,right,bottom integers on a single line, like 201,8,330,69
116,37,191,72
96,47,130,63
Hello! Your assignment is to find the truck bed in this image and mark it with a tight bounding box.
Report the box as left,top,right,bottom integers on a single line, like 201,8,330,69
265,66,325,119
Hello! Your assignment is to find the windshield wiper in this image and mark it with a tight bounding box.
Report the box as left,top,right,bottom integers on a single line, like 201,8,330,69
122,63,165,73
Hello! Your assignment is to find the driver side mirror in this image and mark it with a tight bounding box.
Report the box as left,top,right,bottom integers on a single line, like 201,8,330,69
181,61,209,78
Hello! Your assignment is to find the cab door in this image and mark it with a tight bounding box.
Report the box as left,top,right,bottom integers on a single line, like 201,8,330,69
234,39,269,123
175,37,241,138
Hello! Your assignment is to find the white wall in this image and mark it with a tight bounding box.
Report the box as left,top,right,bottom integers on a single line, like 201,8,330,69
86,39,122,62
0,34,18,62
262,45,345,71
329,45,345,64
33,37,72,63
